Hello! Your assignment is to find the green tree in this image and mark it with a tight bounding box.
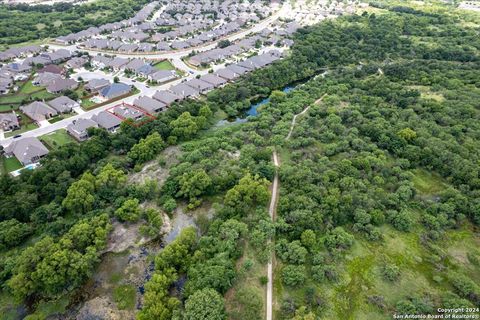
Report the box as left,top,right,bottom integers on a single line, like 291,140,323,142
282,265,306,286
397,128,417,142
128,132,165,164
184,288,226,320
324,227,354,252
224,173,270,211
170,112,199,139
300,229,317,252
62,172,96,214
115,198,142,222
0,219,32,250
177,169,212,208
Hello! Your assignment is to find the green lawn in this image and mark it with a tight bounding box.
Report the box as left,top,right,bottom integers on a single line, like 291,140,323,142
81,97,97,109
48,113,74,124
1,157,23,173
153,60,175,70
40,130,76,149
0,80,55,111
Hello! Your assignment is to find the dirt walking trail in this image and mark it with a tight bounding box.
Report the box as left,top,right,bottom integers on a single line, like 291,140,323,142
266,93,327,320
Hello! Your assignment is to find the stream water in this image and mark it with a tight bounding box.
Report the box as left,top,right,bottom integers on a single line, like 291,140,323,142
216,85,296,126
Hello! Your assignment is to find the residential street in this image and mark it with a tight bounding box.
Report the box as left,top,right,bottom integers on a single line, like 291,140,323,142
0,3,290,148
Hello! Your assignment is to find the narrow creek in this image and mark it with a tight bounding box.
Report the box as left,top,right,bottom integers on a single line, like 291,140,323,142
215,85,296,126
72,210,196,319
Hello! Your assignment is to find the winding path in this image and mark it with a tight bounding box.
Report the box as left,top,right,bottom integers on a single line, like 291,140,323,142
286,93,327,140
266,93,327,320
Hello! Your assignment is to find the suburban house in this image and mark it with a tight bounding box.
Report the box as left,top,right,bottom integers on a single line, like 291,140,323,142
136,64,156,77
91,56,112,69
4,137,49,166
6,62,32,74
215,67,240,81
185,78,214,93
33,73,63,86
67,118,98,141
20,101,58,122
108,57,129,71
134,96,167,114
40,49,72,64
112,105,145,121
124,59,146,72
169,83,200,99
149,70,177,83
199,73,228,87
0,112,20,131
237,59,257,70
85,79,110,92
91,111,122,132
65,57,88,70
38,64,65,75
48,96,79,113
153,90,182,105
46,78,78,94
99,83,132,100
225,64,249,75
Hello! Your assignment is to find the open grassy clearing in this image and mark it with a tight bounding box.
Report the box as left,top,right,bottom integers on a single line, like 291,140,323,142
113,284,136,310
411,168,448,195
225,242,266,320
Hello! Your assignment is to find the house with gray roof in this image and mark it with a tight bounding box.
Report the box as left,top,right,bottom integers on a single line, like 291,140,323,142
99,83,132,100
0,112,20,131
185,78,214,93
20,101,58,122
66,57,88,70
153,90,182,105
200,74,228,87
171,41,190,50
67,118,98,141
169,83,200,99
134,96,167,114
85,79,110,92
225,64,250,75
48,96,79,113
33,72,63,87
215,67,240,81
125,59,146,72
136,64,156,77
237,59,258,70
91,111,122,132
149,70,177,83
108,57,129,71
118,43,139,53
92,56,112,69
113,105,145,121
47,78,78,94
4,137,49,166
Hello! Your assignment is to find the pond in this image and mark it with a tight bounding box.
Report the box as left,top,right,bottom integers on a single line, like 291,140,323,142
216,85,296,126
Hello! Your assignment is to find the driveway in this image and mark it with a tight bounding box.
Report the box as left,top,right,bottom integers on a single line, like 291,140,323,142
38,120,50,128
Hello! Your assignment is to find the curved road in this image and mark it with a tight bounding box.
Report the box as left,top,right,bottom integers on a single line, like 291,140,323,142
49,2,289,61
0,3,290,148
